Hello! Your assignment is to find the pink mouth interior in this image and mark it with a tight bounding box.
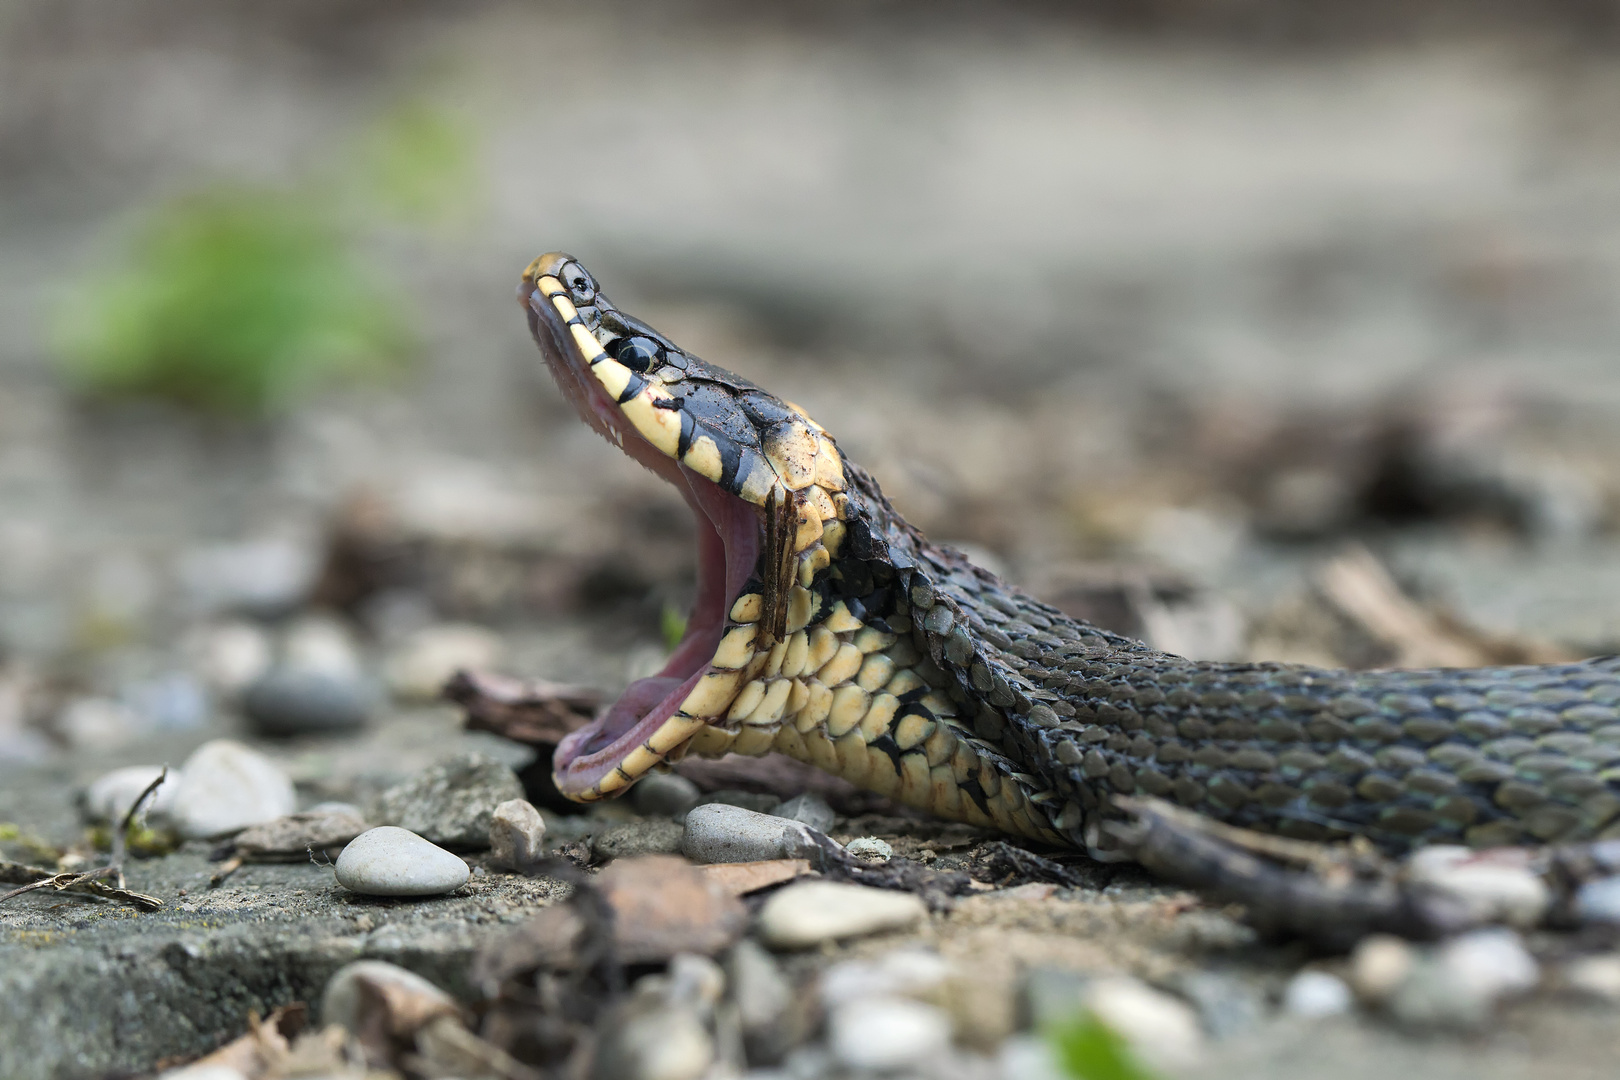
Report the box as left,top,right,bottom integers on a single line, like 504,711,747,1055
526,285,762,796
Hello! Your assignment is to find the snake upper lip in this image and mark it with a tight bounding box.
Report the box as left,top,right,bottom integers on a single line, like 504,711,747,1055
522,277,761,796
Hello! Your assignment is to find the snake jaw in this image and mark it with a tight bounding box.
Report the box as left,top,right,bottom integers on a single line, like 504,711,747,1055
522,253,850,801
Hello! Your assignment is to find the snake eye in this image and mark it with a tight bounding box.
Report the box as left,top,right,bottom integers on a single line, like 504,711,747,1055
612,335,661,372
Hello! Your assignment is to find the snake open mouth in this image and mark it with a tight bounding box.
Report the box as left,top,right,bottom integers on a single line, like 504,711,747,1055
520,252,850,801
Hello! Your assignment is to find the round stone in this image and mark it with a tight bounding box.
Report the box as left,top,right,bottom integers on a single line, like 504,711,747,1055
487,799,547,872
828,997,950,1073
334,826,470,897
681,803,821,864
242,668,376,738
160,739,296,840
1283,971,1354,1018
756,881,926,949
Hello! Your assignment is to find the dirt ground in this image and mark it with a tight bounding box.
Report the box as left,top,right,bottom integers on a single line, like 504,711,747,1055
8,3,1620,1078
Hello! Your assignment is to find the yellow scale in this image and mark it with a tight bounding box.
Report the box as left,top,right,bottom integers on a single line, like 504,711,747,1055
533,271,1059,845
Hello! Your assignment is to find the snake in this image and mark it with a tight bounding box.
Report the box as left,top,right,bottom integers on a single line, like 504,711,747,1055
520,251,1620,857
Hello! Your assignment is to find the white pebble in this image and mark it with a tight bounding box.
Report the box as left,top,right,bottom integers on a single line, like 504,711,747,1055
597,1003,713,1080
334,826,470,897
996,1034,1067,1080
487,799,546,872
1573,876,1620,925
757,881,927,950
83,765,177,824
828,997,951,1073
1348,934,1415,1003
1282,970,1354,1018
1083,976,1203,1072
1562,954,1620,1002
820,948,951,1006
159,739,296,839
1437,928,1539,1000
844,836,893,862
1405,846,1550,928
681,802,821,864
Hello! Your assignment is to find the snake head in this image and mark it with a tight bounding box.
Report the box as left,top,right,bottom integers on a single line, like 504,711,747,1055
520,253,854,801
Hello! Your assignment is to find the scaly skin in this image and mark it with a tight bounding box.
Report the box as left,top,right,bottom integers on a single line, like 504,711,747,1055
522,253,1620,856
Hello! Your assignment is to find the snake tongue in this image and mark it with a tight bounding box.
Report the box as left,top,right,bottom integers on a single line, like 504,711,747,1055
552,462,761,796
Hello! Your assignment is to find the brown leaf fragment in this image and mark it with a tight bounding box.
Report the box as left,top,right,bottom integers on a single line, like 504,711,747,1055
597,854,748,963
699,858,813,897
444,668,600,745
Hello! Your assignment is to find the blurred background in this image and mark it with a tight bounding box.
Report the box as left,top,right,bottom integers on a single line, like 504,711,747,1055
5,0,1620,783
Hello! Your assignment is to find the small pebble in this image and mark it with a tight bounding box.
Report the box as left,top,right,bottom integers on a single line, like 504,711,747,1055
1404,845,1550,928
242,668,376,737
1177,971,1264,1038
728,940,794,1034
1348,934,1415,1003
384,623,505,701
487,799,547,872
1562,954,1620,1002
157,1065,248,1080
844,836,893,862
185,620,272,693
594,819,686,862
633,772,703,819
369,752,525,848
594,1001,714,1080
1573,875,1620,925
281,615,362,676
756,880,927,949
1388,929,1538,1030
773,792,836,834
334,826,471,897
322,960,455,1031
820,948,951,1006
681,803,822,864
828,997,952,1073
1083,976,1203,1072
996,1035,1067,1080
82,764,177,824
159,739,296,839
1283,971,1354,1019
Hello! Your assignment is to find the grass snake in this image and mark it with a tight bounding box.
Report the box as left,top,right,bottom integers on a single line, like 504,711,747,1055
520,252,1620,858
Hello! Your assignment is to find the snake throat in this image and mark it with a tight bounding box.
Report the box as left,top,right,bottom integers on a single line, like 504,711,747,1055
524,251,1620,856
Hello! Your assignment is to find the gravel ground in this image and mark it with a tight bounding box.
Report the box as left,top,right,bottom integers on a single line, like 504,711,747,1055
7,4,1620,1078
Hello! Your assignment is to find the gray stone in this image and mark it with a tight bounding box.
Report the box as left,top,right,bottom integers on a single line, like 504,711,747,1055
828,997,951,1073
1573,875,1620,924
1388,929,1539,1030
593,818,685,862
369,752,525,849
1404,845,1550,929
334,826,471,897
697,788,782,815
632,771,703,819
1282,971,1354,1018
1176,970,1265,1038
819,948,951,1006
1348,934,1415,1003
756,881,927,949
728,939,793,1035
681,802,823,864
242,667,377,737
322,959,455,1032
773,792,836,833
844,836,893,862
157,739,296,840
487,798,547,872
1081,977,1204,1073
593,998,714,1080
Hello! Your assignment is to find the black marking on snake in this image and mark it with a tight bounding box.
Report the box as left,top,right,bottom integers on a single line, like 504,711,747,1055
676,409,696,458
870,733,905,774
895,699,936,717
711,432,744,491
960,774,991,815
616,372,648,404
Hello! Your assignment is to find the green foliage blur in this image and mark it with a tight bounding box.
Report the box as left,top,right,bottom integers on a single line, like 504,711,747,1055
1049,1013,1162,1080
53,101,478,416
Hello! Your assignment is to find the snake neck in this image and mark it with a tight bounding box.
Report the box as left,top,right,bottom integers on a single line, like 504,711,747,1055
689,460,1620,855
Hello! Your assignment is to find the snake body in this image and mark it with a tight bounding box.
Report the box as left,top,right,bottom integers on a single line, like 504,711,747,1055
521,253,1620,855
